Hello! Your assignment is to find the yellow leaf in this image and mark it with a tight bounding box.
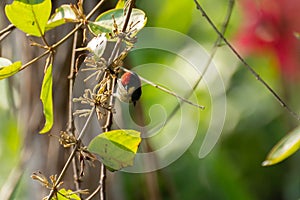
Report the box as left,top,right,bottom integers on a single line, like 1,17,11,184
262,126,300,166
40,64,53,133
0,58,21,80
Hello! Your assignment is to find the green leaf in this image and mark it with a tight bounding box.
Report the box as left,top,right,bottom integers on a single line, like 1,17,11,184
262,126,300,166
46,4,78,31
5,0,52,36
115,0,125,9
54,188,80,200
88,129,141,171
88,8,147,36
0,58,22,80
40,64,53,133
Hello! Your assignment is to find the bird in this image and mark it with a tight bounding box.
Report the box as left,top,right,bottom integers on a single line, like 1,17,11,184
116,71,142,106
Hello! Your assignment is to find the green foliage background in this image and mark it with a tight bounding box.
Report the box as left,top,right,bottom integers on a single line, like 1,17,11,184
0,0,299,199
119,0,300,199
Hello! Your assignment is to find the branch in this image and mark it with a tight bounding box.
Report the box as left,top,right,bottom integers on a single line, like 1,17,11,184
107,0,135,65
0,24,16,42
48,0,136,199
95,1,137,199
85,163,106,200
19,50,50,71
158,0,234,125
103,0,136,134
47,1,108,199
0,24,15,42
46,107,95,200
68,28,81,193
120,0,233,136
77,107,96,140
193,0,300,121
18,0,106,72
120,67,205,110
67,28,79,133
0,24,15,36
197,0,234,84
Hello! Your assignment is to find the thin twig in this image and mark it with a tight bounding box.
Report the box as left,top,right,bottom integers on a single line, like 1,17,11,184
53,0,105,49
0,24,15,36
51,24,84,49
85,163,106,200
107,37,123,65
47,144,78,199
196,0,234,85
69,29,81,193
86,184,101,200
121,0,134,33
94,1,136,199
18,25,82,72
46,2,107,199
103,75,117,131
107,0,135,65
0,24,15,42
99,163,106,200
193,0,300,121
120,67,205,109
160,0,234,125
19,0,106,72
0,31,12,42
46,107,95,200
19,50,50,71
67,28,79,133
77,107,95,140
71,154,80,194
85,0,105,19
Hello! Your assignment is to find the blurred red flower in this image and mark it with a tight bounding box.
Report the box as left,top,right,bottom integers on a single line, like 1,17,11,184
234,0,300,80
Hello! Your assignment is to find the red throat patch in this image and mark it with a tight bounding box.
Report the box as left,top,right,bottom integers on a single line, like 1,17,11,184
121,72,131,85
